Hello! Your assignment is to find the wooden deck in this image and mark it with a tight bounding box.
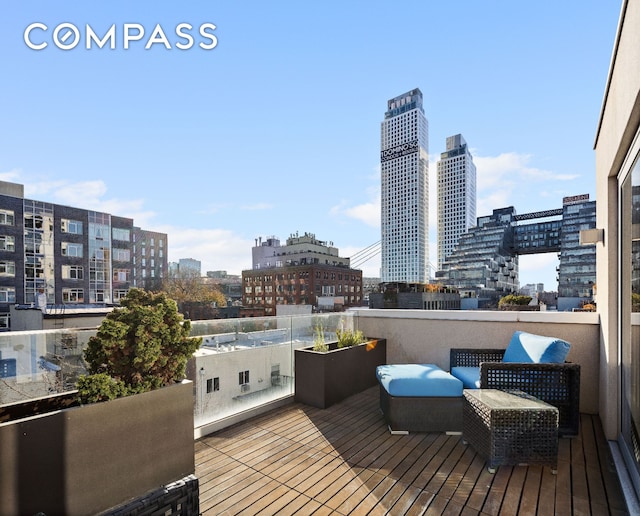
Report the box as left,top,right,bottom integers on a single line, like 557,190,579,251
195,388,629,515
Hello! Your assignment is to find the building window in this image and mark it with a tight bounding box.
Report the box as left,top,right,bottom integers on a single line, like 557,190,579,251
113,248,131,261
0,210,14,226
62,288,84,303
0,287,16,303
238,370,249,385
0,261,15,277
25,214,44,229
61,242,83,257
112,228,130,241
206,377,220,393
113,269,130,282
0,236,15,252
0,313,9,329
61,219,83,234
113,289,128,302
62,265,83,280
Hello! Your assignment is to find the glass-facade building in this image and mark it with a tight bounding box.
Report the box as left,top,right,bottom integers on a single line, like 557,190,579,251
0,181,168,330
436,207,518,307
437,196,596,309
380,89,429,283
557,197,597,304
437,134,477,269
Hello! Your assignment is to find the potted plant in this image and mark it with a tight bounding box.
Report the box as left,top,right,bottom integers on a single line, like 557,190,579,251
0,288,202,515
295,321,386,409
336,328,366,348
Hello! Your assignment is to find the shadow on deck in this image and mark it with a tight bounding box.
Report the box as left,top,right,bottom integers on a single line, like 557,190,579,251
195,387,628,515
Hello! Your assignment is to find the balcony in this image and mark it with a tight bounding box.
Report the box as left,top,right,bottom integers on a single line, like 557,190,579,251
187,308,633,514
0,309,635,514
195,388,623,515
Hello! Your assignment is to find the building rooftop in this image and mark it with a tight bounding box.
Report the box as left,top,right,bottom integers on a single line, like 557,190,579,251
195,387,627,514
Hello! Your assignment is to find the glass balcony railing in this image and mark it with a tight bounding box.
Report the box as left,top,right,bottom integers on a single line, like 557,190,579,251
0,312,359,431
188,312,355,431
0,328,97,404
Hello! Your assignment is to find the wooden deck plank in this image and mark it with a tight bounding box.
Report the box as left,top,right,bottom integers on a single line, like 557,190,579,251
405,490,435,516
499,466,527,516
413,435,461,490
334,469,397,514
311,465,368,506
422,438,468,495
536,467,558,516
194,388,629,515
571,429,591,516
516,465,543,515
478,465,511,514
449,451,485,509
387,482,423,515
592,411,629,514
237,483,300,516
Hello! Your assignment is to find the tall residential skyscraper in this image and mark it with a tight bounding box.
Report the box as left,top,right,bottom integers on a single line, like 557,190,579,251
436,134,476,269
380,88,429,283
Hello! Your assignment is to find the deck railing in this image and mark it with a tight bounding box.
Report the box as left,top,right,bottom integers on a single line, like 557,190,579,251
0,310,601,436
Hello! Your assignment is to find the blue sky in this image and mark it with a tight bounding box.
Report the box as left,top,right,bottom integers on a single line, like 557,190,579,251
0,1,621,289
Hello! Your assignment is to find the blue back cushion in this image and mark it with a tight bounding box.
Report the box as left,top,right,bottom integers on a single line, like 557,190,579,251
502,331,571,364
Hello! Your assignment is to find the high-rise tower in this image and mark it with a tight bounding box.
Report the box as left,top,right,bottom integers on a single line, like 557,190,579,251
437,134,476,269
380,89,429,283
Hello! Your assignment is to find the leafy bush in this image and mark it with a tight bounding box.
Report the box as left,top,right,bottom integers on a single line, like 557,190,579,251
498,294,532,307
77,288,202,403
76,373,127,403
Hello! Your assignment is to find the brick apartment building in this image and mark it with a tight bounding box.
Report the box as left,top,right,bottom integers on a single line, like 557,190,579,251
242,233,363,315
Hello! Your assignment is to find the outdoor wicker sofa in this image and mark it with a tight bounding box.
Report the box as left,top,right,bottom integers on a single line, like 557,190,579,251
450,346,580,437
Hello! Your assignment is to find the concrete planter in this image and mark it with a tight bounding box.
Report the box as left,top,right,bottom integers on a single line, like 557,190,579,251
0,380,195,515
294,338,387,409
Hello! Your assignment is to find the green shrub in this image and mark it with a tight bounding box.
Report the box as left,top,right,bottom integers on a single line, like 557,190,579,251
498,294,532,307
78,288,202,403
76,373,127,403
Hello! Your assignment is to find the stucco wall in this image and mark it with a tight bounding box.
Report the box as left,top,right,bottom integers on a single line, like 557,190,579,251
355,309,600,415
594,0,640,439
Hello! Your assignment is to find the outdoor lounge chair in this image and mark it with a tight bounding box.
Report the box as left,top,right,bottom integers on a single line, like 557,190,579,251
450,331,581,437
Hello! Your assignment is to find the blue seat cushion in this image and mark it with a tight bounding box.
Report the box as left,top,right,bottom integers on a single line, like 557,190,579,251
502,331,571,364
376,364,463,397
450,366,481,389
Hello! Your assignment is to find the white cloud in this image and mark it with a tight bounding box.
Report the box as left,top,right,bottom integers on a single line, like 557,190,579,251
472,152,579,217
161,227,254,275
0,169,23,182
24,179,154,223
330,184,380,228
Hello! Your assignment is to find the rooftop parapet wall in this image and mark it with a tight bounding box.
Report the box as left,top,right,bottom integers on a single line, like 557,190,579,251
354,309,600,415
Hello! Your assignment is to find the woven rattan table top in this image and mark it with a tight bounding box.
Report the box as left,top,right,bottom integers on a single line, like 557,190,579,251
463,388,557,412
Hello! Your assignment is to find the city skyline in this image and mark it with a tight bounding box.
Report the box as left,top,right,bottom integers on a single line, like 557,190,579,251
0,2,621,289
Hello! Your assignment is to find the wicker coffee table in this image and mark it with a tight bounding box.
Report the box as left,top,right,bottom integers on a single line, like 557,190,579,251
462,389,559,473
